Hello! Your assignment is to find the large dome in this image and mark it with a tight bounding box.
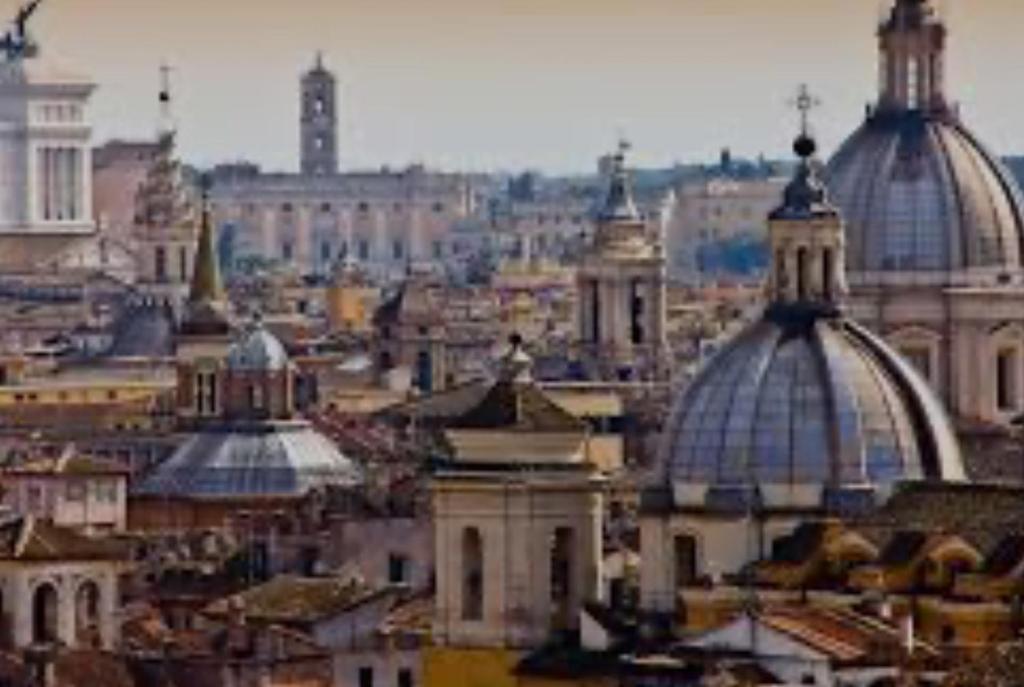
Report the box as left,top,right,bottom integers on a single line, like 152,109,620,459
826,112,1024,280
659,308,965,510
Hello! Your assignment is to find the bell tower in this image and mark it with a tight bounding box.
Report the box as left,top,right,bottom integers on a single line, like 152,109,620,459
576,142,668,380
300,52,338,176
877,0,948,114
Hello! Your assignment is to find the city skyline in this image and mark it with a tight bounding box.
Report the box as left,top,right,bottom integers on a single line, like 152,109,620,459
23,0,1024,173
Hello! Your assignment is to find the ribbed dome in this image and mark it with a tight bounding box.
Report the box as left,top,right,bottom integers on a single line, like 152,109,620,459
659,308,965,510
826,111,1024,280
135,421,362,499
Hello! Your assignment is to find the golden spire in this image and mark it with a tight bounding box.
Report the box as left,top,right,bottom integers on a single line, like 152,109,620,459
189,175,225,306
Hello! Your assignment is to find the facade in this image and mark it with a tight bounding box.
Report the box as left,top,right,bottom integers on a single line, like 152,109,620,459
210,58,472,281
0,15,98,273
431,341,605,650
1,449,128,534
826,0,1024,426
0,515,122,651
576,144,669,381
641,129,965,612
666,177,786,283
211,164,473,281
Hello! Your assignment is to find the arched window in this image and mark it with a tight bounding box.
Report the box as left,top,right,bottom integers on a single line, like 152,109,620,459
75,580,101,647
796,247,809,300
154,246,167,283
415,350,432,392
997,349,1018,412
822,248,834,302
907,57,920,109
550,527,574,605
461,527,483,621
32,583,58,644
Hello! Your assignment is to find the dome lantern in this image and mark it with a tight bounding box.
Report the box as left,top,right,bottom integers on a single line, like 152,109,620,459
877,0,948,115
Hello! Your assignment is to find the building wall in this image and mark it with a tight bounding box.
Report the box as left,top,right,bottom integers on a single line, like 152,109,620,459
433,474,603,649
210,166,472,280
2,474,126,533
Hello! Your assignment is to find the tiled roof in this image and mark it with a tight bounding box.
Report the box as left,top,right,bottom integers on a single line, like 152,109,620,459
0,516,126,562
204,575,387,626
452,381,584,433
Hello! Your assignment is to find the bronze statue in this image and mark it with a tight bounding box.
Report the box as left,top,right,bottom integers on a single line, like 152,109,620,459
1,0,44,61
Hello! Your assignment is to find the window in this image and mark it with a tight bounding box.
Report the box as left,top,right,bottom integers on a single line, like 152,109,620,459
321,241,331,262
796,247,808,300
154,246,168,282
282,241,294,261
998,349,1018,412
432,241,443,260
358,667,373,687
314,95,326,115
358,202,369,213
397,669,413,687
461,527,483,621
907,57,920,109
392,239,404,261
389,553,409,584
674,535,697,588
901,347,932,384
432,202,444,213
249,384,264,412
550,527,574,606
179,246,189,282
66,482,86,503
358,239,370,260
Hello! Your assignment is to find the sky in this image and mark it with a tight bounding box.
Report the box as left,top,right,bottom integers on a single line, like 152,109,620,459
15,0,1024,174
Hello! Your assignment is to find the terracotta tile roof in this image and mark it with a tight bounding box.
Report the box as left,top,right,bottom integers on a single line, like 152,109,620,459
0,516,126,562
756,605,935,665
204,575,388,626
4,448,129,476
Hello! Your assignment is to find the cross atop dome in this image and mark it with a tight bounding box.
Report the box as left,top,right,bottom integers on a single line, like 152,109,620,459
789,84,821,138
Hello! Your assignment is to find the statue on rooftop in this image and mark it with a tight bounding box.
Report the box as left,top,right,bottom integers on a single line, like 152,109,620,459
0,0,44,62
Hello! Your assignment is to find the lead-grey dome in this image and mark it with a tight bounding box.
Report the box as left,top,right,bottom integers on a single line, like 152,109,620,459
135,421,362,499
227,321,289,371
659,308,965,509
826,111,1024,279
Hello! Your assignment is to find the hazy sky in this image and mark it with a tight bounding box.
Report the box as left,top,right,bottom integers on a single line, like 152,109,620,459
18,0,1024,173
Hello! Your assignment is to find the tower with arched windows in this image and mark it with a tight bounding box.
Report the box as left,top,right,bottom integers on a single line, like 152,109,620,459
576,143,668,381
432,339,605,648
300,53,338,176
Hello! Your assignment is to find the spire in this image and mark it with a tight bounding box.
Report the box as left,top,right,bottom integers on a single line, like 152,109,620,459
189,176,224,306
597,140,640,224
877,0,948,114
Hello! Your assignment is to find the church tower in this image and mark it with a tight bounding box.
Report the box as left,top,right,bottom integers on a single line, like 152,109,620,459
432,338,605,648
176,178,232,425
300,53,338,176
576,142,668,380
135,64,198,311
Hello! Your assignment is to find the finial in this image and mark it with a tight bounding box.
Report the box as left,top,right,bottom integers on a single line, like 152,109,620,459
508,332,523,351
789,84,821,139
315,51,324,70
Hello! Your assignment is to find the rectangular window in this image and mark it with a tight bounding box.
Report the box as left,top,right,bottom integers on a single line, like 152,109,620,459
998,349,1018,412
397,669,413,687
358,667,373,687
388,553,408,584
65,482,86,503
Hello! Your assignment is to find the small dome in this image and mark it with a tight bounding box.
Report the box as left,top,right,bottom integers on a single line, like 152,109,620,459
135,422,362,499
227,321,289,372
826,112,1024,278
659,309,965,509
